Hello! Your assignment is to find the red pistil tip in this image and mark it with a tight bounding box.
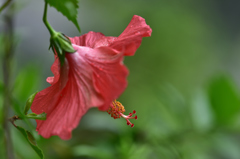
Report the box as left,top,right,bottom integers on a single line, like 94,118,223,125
107,100,137,127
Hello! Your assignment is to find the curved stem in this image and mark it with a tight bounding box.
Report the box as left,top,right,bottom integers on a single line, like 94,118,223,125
43,1,55,35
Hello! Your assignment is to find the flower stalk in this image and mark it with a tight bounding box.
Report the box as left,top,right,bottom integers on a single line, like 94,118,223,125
43,1,55,36
42,1,75,66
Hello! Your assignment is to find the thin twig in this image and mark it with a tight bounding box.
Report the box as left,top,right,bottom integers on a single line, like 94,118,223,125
0,0,12,13
8,115,20,128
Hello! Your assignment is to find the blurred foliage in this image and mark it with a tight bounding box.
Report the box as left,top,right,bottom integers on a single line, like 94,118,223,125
0,81,5,158
208,75,240,126
1,0,240,159
0,81,3,124
13,64,40,102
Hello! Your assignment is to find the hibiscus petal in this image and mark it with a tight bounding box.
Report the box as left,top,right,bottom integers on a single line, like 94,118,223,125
35,76,89,140
110,15,152,56
31,59,79,139
90,15,152,56
46,55,63,85
31,55,97,139
72,44,129,110
69,31,105,48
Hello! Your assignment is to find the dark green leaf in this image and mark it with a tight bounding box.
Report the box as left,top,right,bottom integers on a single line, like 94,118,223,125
24,92,38,115
46,0,81,32
208,76,240,125
25,113,47,120
16,126,44,159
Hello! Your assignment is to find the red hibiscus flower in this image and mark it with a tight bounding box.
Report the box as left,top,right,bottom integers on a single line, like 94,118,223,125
31,15,152,140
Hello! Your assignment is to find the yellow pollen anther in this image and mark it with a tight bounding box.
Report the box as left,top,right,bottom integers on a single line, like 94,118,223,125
107,100,137,127
107,100,125,119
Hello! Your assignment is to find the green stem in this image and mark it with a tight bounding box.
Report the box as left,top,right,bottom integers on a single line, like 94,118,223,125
43,1,55,35
0,0,12,14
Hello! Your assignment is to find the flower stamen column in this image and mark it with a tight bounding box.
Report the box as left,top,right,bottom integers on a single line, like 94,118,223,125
107,100,137,127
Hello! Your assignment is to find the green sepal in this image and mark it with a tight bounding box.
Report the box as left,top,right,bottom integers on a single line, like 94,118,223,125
51,38,64,66
25,112,47,120
51,38,63,55
23,92,38,115
16,126,44,159
58,33,75,53
50,32,75,53
50,32,75,66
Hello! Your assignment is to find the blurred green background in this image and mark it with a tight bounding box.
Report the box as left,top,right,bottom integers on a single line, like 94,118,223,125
1,0,240,158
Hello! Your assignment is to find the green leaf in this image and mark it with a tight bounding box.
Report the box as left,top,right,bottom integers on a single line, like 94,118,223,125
16,126,44,159
24,92,38,115
13,64,40,102
25,113,47,120
208,75,240,125
46,0,81,32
